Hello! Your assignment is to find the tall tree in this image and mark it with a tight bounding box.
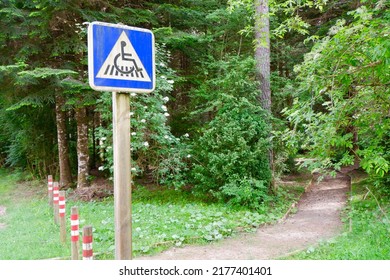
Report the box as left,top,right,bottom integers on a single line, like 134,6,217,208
254,0,271,112
254,0,274,188
75,106,89,188
55,92,72,188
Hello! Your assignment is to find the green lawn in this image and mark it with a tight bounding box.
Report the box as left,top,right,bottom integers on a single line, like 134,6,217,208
0,169,304,260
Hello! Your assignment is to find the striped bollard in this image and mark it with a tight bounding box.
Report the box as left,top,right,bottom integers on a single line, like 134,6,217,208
82,225,93,260
47,175,53,207
53,182,60,224
59,191,66,243
71,207,80,260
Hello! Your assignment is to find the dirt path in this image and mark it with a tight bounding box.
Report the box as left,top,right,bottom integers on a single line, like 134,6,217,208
0,206,6,230
137,171,351,260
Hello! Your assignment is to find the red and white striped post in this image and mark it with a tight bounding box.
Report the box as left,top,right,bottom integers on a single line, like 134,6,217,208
47,175,53,207
53,182,60,224
82,225,93,260
59,191,66,243
70,207,80,260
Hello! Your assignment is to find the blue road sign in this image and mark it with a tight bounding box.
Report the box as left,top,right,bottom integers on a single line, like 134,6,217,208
88,22,155,93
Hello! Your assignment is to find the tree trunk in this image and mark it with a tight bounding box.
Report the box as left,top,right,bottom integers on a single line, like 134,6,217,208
55,92,72,188
255,0,275,189
75,106,90,188
255,0,271,111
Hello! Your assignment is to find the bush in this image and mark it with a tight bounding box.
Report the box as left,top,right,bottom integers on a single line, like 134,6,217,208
191,98,272,209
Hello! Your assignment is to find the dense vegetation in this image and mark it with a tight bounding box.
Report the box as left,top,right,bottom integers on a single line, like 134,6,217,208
0,1,389,209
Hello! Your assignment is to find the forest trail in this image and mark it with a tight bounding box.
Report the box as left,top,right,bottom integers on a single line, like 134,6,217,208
137,169,352,260
0,206,6,230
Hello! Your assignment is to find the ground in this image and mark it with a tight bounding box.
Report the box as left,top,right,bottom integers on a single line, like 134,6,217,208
0,206,5,230
137,168,354,260
0,167,356,260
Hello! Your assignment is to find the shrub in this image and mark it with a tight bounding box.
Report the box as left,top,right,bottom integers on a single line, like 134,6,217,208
191,97,272,209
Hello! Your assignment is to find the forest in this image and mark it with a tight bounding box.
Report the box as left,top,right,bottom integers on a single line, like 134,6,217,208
0,0,389,260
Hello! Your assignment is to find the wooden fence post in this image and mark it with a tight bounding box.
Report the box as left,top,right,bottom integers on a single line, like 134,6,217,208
53,182,59,224
59,191,66,243
47,175,53,207
71,207,80,260
82,225,93,260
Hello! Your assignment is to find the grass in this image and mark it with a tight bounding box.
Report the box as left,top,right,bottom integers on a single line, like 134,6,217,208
283,175,390,260
0,169,305,260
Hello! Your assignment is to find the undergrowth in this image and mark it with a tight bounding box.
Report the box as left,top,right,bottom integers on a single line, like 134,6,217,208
0,169,304,260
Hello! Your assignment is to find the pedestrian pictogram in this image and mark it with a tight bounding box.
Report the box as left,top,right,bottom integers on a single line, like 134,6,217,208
88,21,155,93
96,31,151,82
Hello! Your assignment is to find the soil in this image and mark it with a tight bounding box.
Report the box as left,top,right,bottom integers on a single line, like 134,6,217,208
68,177,113,201
137,168,354,260
0,206,6,230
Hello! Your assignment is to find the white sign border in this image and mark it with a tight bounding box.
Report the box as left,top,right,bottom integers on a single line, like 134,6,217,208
88,21,156,93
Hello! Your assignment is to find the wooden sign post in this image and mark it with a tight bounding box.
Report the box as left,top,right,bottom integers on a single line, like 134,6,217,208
88,21,155,260
112,92,132,260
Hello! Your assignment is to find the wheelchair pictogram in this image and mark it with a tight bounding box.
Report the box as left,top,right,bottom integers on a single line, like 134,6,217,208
96,31,151,82
113,41,144,78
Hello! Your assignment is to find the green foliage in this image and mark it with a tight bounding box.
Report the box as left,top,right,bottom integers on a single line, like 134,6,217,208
228,0,330,38
3,0,387,213
189,56,272,209
0,64,80,177
192,102,272,208
96,44,190,187
284,4,390,186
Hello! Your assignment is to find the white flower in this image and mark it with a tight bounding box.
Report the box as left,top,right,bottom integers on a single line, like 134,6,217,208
183,133,189,138
129,112,135,116
143,141,149,147
167,80,174,84
161,75,166,79
130,92,137,97
131,167,137,172
140,119,146,123
131,132,137,136
98,166,104,171
187,154,191,158
163,96,169,102
159,62,166,67
164,135,170,139
100,137,106,141
161,105,167,111
164,112,170,117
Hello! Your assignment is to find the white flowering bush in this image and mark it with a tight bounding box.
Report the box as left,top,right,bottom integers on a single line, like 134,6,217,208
96,44,190,186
